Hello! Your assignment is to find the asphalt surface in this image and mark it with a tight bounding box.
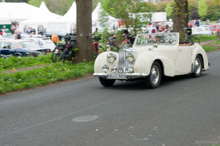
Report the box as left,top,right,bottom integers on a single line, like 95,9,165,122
0,51,220,146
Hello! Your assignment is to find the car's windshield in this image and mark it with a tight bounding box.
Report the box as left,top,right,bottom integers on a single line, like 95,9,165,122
135,33,178,46
19,41,40,48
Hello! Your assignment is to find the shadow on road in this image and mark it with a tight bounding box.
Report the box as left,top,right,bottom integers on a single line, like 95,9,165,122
95,74,208,91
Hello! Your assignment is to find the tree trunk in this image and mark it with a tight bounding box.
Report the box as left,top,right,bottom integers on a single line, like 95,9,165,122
173,0,188,41
75,0,93,63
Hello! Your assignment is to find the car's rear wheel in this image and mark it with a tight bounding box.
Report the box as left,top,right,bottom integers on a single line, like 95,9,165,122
191,55,202,77
99,77,115,87
144,62,162,88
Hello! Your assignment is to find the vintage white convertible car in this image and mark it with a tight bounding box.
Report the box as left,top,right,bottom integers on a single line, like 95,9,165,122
93,33,209,88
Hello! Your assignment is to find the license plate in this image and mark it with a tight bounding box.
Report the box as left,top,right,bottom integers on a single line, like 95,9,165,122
108,73,127,79
54,49,59,54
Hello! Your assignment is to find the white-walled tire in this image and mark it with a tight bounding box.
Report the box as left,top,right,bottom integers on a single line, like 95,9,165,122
145,62,162,88
191,55,202,77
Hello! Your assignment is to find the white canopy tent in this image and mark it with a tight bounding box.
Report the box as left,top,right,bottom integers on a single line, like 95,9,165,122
39,1,61,19
92,2,118,30
59,2,77,33
0,2,40,22
19,1,66,33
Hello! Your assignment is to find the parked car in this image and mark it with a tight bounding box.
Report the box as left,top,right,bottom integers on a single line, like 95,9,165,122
21,34,43,39
0,40,50,56
45,31,66,41
192,27,210,35
93,33,209,88
24,37,56,51
0,40,37,57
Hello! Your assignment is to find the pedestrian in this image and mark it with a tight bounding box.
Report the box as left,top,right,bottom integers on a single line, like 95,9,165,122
149,24,157,33
199,20,203,26
156,23,159,31
206,19,210,25
113,24,115,30
32,28,36,35
15,31,22,39
0,29,2,36
51,32,59,46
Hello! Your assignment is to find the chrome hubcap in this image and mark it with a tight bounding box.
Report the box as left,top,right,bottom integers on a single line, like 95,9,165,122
194,58,201,74
151,65,159,84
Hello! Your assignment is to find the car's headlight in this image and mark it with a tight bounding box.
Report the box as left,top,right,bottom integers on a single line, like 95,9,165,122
102,64,109,73
107,53,117,63
125,52,135,62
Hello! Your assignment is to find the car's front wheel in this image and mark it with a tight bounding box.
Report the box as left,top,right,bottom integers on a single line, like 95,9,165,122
191,55,202,77
99,77,115,87
144,62,162,88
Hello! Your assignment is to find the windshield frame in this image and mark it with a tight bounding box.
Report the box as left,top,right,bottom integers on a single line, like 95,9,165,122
134,33,179,46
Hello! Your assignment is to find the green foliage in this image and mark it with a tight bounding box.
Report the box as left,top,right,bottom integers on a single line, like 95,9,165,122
202,45,218,52
72,48,79,52
99,28,110,43
195,34,217,42
28,0,42,7
156,1,169,12
101,0,151,35
0,61,94,94
209,40,220,44
6,0,28,2
165,2,173,18
92,0,103,10
198,0,208,19
98,8,110,28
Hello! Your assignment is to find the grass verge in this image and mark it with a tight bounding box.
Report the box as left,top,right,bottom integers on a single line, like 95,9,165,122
202,45,219,52
0,61,94,94
196,34,217,42
0,54,52,71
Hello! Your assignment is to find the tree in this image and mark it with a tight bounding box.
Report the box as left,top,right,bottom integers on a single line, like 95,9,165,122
173,0,188,40
188,0,198,12
165,2,173,19
189,10,200,19
28,0,42,7
75,0,93,62
101,0,150,35
198,0,207,20
156,1,170,12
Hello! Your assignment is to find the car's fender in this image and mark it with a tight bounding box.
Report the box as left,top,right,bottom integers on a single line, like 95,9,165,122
134,52,175,77
94,51,119,73
192,44,209,70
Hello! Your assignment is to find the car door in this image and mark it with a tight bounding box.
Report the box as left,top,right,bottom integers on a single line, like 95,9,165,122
1,42,15,55
175,45,192,74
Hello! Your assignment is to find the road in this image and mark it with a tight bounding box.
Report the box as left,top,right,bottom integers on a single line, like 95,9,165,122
0,50,220,146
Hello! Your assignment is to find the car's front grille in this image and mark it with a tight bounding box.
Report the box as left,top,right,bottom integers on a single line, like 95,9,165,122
118,51,125,73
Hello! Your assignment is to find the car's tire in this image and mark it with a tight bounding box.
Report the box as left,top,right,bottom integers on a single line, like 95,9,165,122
191,55,202,77
99,77,115,87
144,61,162,89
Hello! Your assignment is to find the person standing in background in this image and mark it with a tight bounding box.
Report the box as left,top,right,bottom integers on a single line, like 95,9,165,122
149,24,157,33
0,29,2,36
51,32,59,46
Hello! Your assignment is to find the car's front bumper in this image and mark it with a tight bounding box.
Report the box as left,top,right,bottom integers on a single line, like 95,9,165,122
93,73,148,79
